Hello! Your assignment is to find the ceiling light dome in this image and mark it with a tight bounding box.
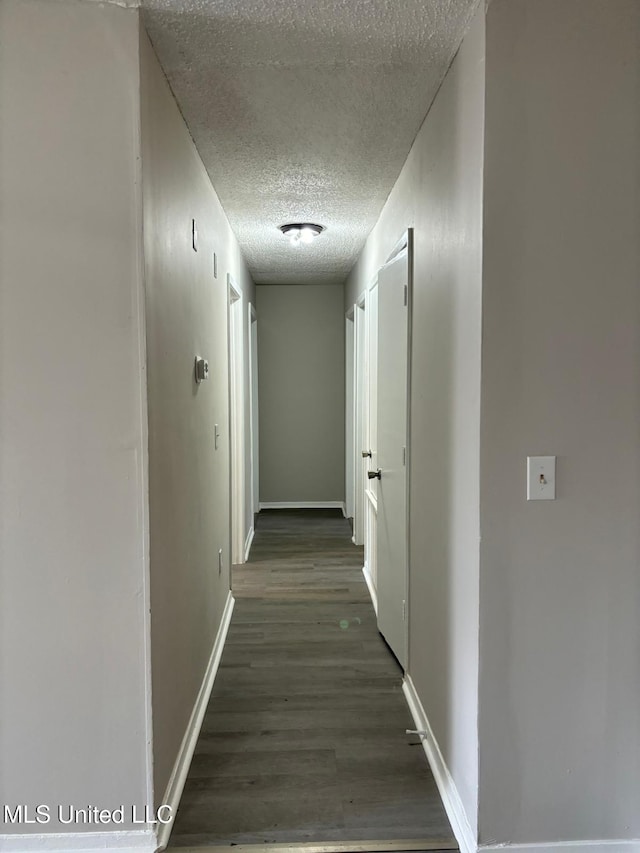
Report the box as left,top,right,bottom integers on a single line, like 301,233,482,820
279,223,324,246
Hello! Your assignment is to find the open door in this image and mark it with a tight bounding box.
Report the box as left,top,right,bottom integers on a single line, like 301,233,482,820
373,231,412,668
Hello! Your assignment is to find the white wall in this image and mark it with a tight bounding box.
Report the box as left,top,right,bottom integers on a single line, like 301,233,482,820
345,6,485,835
0,0,150,835
479,0,640,844
139,30,255,806
257,284,345,504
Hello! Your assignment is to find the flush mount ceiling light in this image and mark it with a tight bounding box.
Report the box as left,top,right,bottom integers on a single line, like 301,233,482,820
279,223,325,246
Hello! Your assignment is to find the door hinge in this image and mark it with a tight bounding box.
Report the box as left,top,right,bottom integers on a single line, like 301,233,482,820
402,446,406,466
402,599,406,621
403,284,408,306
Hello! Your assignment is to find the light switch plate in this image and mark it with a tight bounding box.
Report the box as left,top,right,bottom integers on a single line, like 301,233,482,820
527,456,556,501
194,356,209,383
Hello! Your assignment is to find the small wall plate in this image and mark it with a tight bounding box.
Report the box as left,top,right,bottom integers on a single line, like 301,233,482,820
195,356,209,383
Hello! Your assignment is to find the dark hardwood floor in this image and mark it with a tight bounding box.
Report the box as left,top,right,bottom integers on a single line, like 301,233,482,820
168,509,456,850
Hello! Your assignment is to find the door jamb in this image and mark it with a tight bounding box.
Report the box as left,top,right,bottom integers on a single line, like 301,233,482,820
228,275,245,568
345,308,356,528
248,302,259,527
353,291,367,547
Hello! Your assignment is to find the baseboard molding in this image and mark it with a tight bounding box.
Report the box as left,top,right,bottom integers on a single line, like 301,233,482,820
480,843,640,853
362,564,378,615
0,830,155,853
185,841,458,853
244,525,255,562
259,501,346,513
401,678,638,853
155,591,235,852
402,675,476,853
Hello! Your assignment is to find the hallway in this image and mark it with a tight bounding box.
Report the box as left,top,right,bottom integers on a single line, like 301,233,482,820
169,510,455,849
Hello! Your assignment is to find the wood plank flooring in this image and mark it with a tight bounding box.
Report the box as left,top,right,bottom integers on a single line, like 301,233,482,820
168,510,455,850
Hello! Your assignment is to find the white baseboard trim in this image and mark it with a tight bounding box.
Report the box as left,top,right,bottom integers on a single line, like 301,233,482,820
362,564,378,615
480,843,640,853
402,675,476,853
195,842,458,853
0,830,155,853
244,525,255,562
259,501,346,512
155,591,235,852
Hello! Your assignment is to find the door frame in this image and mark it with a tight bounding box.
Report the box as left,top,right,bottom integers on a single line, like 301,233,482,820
248,302,259,527
353,294,367,547
228,275,245,567
345,308,356,524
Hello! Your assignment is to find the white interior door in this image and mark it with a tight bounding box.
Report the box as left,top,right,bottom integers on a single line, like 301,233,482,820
363,283,378,608
375,236,411,668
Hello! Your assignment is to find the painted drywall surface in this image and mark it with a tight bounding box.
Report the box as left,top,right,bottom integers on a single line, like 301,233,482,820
139,30,255,805
479,0,640,843
257,284,345,503
345,7,485,832
0,0,150,832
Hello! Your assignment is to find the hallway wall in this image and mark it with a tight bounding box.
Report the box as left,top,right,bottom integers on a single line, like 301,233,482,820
0,0,150,836
140,31,255,807
257,284,345,505
479,0,640,844
348,0,640,849
345,5,485,836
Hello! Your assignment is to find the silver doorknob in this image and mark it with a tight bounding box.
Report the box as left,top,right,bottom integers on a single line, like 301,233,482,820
367,469,382,480
361,450,372,458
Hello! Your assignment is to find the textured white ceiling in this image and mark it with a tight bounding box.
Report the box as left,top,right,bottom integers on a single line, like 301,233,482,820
141,0,479,284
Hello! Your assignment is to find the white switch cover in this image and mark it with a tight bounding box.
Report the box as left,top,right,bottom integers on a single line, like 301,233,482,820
527,456,556,501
